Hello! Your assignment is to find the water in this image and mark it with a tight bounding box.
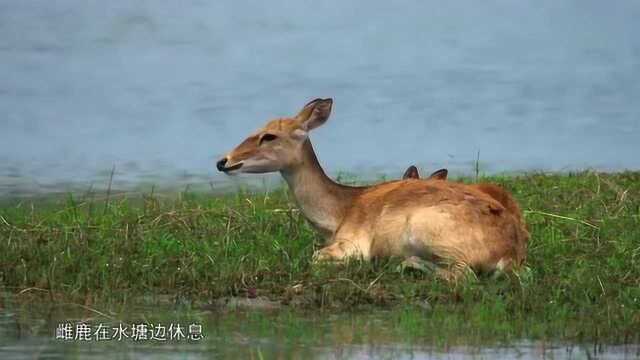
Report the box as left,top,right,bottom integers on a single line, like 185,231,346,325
1,301,638,360
1,1,639,196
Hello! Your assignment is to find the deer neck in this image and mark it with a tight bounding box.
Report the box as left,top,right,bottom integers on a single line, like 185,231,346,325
280,139,363,238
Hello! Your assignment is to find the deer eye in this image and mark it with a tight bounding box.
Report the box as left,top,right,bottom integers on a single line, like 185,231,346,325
259,133,278,145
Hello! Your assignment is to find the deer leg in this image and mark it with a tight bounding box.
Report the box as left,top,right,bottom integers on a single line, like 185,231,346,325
398,256,439,273
312,238,370,263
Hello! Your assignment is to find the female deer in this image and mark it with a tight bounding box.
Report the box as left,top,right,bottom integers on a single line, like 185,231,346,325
217,99,528,278
401,166,528,234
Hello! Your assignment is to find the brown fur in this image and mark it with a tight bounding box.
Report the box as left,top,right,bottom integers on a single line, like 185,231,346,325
400,166,529,265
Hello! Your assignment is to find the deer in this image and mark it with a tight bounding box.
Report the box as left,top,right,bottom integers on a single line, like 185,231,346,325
217,98,529,279
401,166,527,233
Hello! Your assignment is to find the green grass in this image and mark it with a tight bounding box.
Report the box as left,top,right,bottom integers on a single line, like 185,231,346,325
1,171,639,344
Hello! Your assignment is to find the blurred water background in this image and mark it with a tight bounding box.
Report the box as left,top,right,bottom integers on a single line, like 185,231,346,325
1,1,639,195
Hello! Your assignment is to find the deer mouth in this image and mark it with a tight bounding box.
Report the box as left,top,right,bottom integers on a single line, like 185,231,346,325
217,158,244,173
221,162,243,173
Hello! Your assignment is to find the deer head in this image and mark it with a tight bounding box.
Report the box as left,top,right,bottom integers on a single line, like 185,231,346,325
217,98,333,174
402,166,449,180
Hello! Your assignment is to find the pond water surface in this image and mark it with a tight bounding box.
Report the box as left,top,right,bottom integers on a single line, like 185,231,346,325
1,301,638,360
1,1,639,196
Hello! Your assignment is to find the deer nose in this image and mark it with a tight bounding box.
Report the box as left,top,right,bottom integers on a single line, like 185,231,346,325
216,158,228,172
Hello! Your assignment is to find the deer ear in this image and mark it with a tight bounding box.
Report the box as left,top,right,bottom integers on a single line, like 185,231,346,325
427,168,448,180
403,166,420,179
296,98,333,131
